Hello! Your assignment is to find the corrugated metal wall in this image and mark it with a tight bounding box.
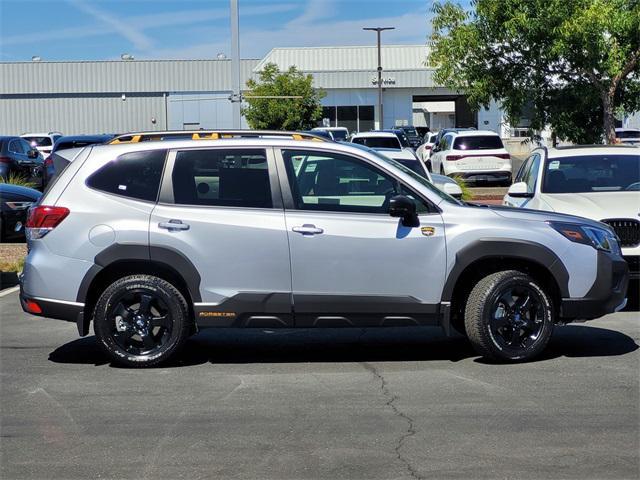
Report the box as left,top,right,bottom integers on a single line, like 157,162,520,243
0,93,166,135
0,59,259,94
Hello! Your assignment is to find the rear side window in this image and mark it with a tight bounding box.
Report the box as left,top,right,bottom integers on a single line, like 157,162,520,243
454,135,504,150
87,150,166,202
172,148,272,208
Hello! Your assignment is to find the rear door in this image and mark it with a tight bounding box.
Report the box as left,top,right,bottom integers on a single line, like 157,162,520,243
150,147,293,327
276,147,446,327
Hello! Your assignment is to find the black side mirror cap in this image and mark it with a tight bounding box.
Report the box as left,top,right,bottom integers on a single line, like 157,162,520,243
389,195,419,227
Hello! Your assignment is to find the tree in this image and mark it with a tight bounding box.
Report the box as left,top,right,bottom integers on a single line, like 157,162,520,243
428,0,640,144
242,63,325,131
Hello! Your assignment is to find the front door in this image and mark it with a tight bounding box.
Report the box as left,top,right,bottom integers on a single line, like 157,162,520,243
276,148,446,327
150,147,292,327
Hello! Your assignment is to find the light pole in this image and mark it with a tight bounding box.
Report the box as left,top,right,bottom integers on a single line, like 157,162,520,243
230,0,242,128
363,26,394,130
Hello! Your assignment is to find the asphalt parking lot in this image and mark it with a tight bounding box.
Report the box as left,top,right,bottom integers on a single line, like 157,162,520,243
1,288,638,480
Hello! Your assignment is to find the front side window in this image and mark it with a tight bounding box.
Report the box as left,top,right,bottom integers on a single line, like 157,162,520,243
172,148,272,208
525,154,541,193
282,149,429,214
87,149,166,202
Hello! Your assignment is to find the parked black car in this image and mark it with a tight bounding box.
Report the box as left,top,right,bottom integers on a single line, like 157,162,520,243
379,129,413,150
45,135,114,184
0,183,41,242
398,126,423,149
0,136,45,190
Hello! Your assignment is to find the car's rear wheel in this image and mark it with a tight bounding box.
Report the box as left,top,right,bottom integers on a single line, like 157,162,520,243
94,275,191,367
464,270,554,362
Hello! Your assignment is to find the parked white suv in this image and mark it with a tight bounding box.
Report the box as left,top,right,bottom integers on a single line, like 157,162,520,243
21,132,63,160
20,136,628,366
503,145,640,279
429,130,512,185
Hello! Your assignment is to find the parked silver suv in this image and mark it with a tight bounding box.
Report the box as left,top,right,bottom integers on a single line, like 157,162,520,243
21,138,629,366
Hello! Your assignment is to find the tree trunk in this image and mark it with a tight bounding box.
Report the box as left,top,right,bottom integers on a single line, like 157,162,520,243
602,93,617,144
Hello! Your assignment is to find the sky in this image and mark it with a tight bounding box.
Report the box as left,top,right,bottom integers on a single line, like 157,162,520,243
0,0,446,62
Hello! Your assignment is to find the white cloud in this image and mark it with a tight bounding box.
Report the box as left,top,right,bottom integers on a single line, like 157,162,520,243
67,0,154,51
135,4,430,60
0,2,298,50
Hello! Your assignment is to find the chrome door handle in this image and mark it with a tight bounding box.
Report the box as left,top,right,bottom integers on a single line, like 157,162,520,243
292,224,324,235
158,220,190,231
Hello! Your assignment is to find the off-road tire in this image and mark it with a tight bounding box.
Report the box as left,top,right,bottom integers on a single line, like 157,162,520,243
94,275,191,367
464,270,554,362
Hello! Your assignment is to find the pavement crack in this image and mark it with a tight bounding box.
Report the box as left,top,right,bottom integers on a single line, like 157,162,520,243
361,362,424,480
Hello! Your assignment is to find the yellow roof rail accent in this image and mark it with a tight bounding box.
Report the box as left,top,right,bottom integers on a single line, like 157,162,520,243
108,130,330,144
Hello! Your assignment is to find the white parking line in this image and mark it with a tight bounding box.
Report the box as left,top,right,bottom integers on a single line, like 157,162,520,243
0,286,19,298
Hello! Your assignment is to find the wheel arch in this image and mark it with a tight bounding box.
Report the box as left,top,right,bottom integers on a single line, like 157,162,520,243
442,239,569,331
76,244,201,335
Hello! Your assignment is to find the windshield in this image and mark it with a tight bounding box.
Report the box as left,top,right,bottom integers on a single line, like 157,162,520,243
454,135,503,150
331,130,349,141
23,136,52,147
542,154,640,193
352,136,401,149
349,143,462,205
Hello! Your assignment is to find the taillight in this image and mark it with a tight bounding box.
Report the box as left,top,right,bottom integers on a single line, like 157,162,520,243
447,155,464,161
426,145,432,150
0,156,11,164
26,205,69,239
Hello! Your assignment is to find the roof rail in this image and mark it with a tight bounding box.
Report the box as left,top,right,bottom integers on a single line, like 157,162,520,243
108,129,329,144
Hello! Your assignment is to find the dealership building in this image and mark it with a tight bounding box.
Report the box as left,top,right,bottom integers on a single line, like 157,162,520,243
0,44,636,137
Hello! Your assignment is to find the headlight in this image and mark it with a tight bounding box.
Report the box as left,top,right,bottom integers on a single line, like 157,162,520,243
548,221,620,253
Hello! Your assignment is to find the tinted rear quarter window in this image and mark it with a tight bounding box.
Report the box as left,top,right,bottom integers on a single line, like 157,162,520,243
454,135,504,150
87,149,167,202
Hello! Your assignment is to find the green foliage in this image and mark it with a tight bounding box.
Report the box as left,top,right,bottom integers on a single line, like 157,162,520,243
242,63,326,131
452,175,473,201
429,0,640,144
0,172,37,189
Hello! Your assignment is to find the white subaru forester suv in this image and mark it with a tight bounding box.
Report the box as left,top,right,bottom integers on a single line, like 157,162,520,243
20,135,628,367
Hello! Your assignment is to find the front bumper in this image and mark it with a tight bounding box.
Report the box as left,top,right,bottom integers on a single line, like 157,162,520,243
560,250,629,320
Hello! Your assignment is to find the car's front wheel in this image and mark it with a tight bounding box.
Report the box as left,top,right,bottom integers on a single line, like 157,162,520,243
93,275,191,367
464,270,554,362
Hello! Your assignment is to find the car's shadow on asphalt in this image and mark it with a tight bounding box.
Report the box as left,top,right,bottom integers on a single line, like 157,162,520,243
48,324,638,368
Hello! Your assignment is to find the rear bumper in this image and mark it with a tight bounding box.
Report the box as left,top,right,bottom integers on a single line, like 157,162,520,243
19,280,83,324
449,171,512,184
560,251,629,320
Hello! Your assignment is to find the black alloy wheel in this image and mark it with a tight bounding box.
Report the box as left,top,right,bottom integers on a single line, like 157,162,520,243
94,275,191,367
464,270,554,362
109,290,172,356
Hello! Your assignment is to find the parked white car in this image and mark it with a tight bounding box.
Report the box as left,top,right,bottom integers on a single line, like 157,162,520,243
416,132,438,165
503,145,640,279
21,132,63,160
429,130,512,185
616,128,640,145
350,134,463,198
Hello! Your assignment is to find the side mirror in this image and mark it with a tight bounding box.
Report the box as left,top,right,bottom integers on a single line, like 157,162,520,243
389,195,419,227
27,149,39,159
507,181,533,198
442,182,463,199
